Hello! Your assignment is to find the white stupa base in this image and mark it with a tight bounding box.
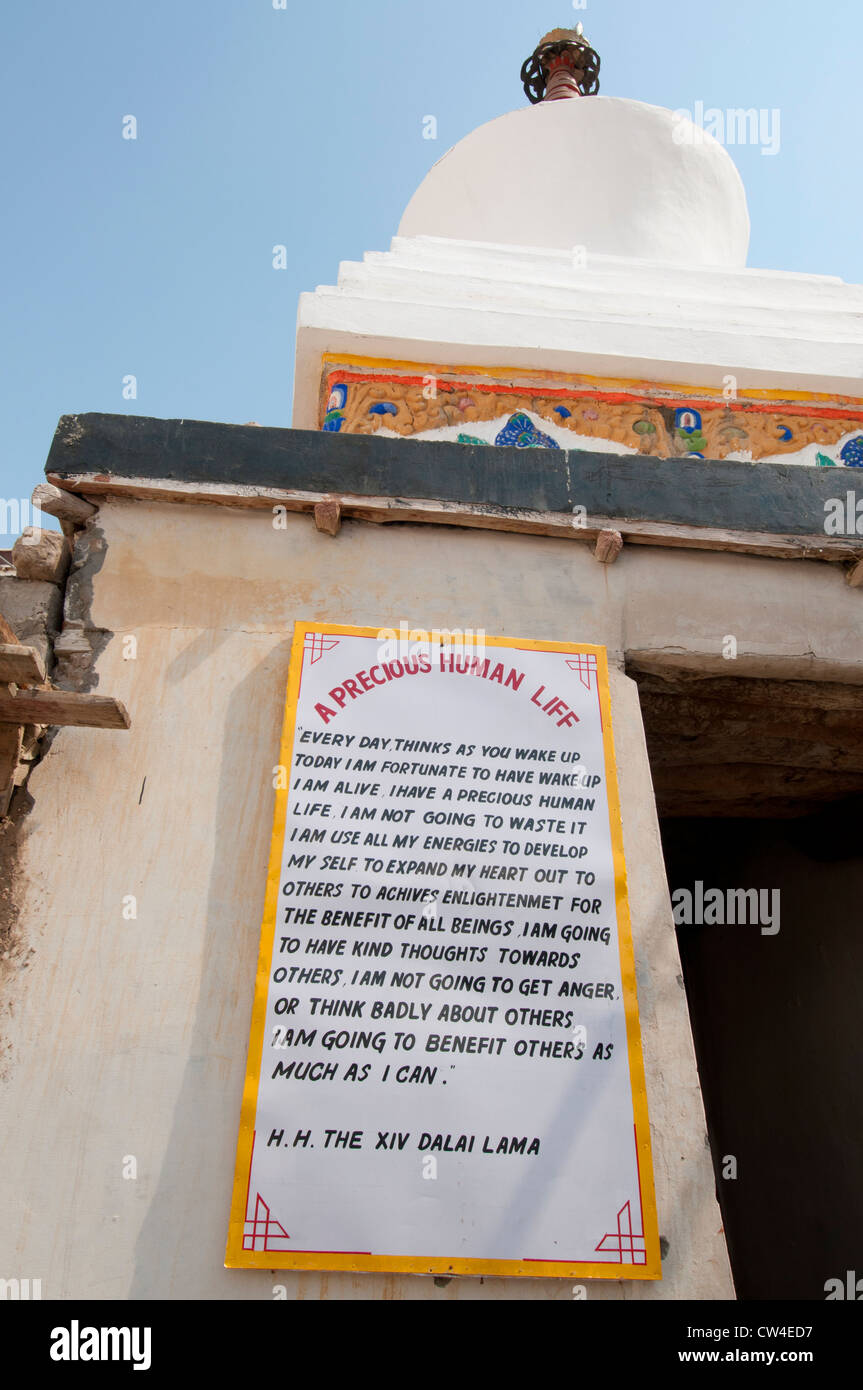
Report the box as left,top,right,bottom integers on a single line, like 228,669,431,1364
294,235,863,430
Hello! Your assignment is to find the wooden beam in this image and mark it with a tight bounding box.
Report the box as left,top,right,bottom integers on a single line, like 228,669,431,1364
0,689,130,730
0,644,46,687
44,472,863,569
44,413,863,541
32,481,97,525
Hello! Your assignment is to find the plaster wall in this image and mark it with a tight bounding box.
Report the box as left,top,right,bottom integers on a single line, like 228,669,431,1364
4,497,855,1300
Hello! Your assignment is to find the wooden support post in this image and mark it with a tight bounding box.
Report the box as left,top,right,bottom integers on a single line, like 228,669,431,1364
594,528,624,564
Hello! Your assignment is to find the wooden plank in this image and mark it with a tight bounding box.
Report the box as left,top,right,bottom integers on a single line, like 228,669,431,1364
0,690,130,730
45,472,863,567
0,643,46,687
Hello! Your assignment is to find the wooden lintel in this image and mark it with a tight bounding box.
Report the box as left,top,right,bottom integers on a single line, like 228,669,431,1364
0,689,130,730
45,472,863,570
0,643,46,687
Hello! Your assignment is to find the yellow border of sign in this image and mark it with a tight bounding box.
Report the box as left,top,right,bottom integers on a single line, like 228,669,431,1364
225,622,661,1279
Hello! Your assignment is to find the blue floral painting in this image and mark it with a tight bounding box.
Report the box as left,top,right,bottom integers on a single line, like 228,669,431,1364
495,413,560,449
840,435,863,468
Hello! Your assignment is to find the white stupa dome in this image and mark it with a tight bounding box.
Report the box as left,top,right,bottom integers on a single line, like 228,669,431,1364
399,96,750,269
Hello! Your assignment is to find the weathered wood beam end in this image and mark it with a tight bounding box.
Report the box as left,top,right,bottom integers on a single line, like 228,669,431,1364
594,528,624,564
0,644,46,687
0,690,131,730
32,482,98,526
314,498,342,537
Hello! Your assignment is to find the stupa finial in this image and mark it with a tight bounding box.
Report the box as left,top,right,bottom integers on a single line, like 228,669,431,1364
520,25,601,103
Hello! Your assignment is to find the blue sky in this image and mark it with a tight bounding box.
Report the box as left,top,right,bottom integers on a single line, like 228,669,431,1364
2,0,862,543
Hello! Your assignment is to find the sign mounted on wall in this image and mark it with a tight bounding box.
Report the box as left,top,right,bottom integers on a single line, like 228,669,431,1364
226,622,660,1279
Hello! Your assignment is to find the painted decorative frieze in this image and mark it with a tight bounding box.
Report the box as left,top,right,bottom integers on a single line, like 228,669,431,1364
320,363,863,468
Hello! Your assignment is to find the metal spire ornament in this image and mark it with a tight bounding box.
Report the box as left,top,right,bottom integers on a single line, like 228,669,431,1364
520,24,601,103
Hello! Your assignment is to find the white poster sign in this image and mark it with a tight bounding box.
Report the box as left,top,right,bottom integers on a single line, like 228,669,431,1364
227,623,659,1279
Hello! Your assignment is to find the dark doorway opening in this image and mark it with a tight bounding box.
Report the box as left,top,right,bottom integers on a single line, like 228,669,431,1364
661,806,863,1300
631,660,863,1300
